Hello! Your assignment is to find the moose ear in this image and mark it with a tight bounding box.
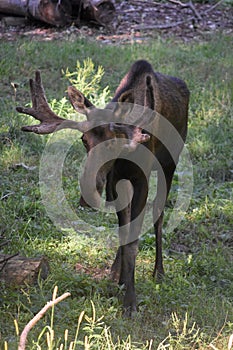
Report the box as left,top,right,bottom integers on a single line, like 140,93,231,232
144,75,155,109
118,89,134,103
67,86,94,118
113,89,134,121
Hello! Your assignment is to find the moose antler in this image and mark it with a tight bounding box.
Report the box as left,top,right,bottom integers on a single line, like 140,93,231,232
16,71,89,134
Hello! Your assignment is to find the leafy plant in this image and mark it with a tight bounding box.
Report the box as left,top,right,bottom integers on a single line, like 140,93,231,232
64,58,111,108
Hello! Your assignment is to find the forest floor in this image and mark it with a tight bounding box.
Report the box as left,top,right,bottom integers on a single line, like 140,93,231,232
0,0,232,43
0,3,233,349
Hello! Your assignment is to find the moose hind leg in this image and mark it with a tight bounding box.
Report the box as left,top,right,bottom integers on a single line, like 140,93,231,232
111,247,121,282
153,211,165,279
153,165,176,280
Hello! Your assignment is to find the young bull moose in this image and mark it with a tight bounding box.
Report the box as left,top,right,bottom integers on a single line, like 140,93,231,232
17,60,189,315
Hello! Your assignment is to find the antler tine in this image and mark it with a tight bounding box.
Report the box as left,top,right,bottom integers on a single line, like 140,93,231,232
32,70,54,112
30,71,43,110
17,70,61,122
16,71,91,135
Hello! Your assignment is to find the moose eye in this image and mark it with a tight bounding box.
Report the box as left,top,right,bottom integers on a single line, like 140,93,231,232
81,136,88,149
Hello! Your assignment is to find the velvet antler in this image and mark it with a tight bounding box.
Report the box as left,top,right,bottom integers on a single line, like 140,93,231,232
16,71,89,134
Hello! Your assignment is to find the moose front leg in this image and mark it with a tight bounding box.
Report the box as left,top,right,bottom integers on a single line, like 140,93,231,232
109,178,132,282
111,205,131,283
119,177,148,316
120,240,138,315
153,210,165,279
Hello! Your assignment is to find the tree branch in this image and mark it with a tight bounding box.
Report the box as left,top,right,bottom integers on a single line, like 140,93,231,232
204,0,225,14
168,0,202,21
18,292,71,350
133,19,187,30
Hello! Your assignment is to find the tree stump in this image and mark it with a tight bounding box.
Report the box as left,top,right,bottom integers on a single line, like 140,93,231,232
0,254,49,287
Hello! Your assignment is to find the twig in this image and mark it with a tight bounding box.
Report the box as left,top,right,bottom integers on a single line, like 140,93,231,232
0,240,10,249
18,292,71,350
0,253,19,272
209,314,229,350
0,192,15,200
209,344,219,350
0,253,19,264
133,19,187,30
11,163,37,171
204,0,225,14
168,0,202,21
228,334,233,350
130,0,160,7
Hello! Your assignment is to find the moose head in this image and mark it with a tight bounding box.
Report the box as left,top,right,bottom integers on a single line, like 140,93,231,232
17,69,153,209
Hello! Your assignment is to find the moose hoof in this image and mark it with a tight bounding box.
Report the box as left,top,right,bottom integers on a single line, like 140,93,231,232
123,305,137,318
153,269,165,282
110,267,120,283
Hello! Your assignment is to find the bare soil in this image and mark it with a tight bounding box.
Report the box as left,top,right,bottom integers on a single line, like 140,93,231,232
0,1,232,43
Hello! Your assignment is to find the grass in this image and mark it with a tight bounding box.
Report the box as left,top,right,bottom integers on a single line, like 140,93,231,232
0,32,233,349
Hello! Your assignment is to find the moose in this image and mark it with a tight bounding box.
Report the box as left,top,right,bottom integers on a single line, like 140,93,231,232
17,60,189,315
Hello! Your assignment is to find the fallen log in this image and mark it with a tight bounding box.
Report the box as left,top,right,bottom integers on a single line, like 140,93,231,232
0,0,72,26
0,254,49,286
0,0,27,17
0,0,115,27
78,0,116,26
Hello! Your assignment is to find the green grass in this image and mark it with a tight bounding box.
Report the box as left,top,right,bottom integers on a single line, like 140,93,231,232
0,33,232,349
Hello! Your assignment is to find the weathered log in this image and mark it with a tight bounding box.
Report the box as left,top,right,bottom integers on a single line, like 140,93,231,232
0,0,27,16
78,0,116,26
0,0,72,26
0,16,28,26
0,0,115,27
0,254,49,286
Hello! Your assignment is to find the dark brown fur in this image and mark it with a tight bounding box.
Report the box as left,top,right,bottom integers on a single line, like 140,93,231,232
77,60,189,315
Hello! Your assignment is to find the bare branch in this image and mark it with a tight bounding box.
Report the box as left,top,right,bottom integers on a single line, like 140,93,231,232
228,334,233,350
168,0,202,21
133,0,205,32
0,253,19,265
0,253,19,274
133,19,187,30
0,192,15,201
204,0,225,14
0,239,10,248
18,292,71,350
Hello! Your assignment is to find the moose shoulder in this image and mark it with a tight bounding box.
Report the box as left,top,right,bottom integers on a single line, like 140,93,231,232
17,60,190,316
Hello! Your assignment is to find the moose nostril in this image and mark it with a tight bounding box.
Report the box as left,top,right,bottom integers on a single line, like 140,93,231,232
106,138,116,149
109,123,114,132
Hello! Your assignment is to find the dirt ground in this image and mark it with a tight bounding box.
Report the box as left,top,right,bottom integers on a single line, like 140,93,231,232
0,1,232,43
